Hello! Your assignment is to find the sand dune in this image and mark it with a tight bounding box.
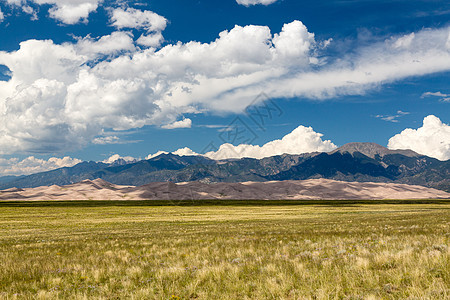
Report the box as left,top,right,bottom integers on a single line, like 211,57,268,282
0,178,449,201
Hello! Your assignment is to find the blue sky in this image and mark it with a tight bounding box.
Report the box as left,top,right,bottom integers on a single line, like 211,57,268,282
0,0,449,175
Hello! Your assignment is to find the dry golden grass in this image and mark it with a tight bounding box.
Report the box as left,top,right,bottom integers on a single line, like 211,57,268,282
0,202,448,299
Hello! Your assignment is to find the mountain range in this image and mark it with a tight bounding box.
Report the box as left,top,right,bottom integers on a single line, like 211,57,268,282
1,143,449,192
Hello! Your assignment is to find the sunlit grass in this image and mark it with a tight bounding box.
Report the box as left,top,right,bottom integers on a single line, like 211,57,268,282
0,202,449,299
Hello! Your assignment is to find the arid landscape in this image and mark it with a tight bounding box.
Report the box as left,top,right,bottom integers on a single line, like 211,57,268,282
1,178,449,201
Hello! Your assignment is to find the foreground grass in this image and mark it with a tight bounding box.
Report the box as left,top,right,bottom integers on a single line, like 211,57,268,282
0,202,449,299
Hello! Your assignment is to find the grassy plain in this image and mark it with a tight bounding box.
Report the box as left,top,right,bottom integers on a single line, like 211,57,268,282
0,200,449,299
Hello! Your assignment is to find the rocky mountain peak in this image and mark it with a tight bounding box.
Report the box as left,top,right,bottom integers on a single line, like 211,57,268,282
331,142,419,159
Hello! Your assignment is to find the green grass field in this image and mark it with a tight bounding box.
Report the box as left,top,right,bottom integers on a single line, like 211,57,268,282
0,201,449,299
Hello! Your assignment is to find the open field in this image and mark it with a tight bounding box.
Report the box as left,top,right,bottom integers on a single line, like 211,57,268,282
0,201,449,299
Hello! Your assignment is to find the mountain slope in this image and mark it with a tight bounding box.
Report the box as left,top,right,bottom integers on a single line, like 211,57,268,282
330,142,420,158
0,161,108,188
268,152,401,181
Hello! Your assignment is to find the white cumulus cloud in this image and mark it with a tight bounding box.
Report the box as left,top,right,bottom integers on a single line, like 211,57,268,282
0,21,449,155
5,0,37,19
0,156,81,176
34,0,101,24
236,0,278,6
136,32,164,48
5,0,102,23
110,7,167,47
0,9,4,22
6,0,101,24
392,32,415,49
388,115,450,161
161,118,192,129
74,31,136,57
172,147,200,157
110,7,167,32
203,125,337,159
146,124,336,160
145,148,200,160
102,154,136,164
145,151,169,160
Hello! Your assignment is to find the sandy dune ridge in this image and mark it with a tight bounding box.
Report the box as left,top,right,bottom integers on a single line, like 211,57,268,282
0,178,449,201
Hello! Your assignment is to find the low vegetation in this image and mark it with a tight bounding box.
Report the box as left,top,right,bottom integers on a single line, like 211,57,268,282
0,201,449,299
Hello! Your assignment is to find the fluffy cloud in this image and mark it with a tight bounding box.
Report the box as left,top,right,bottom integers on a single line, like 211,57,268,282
110,7,167,32
146,125,336,160
74,31,136,57
34,0,101,24
204,125,336,159
136,32,164,47
0,156,81,176
5,0,101,24
172,147,200,157
0,9,4,22
146,148,200,160
161,118,192,129
102,154,136,164
236,0,278,6
392,32,415,49
0,21,449,155
146,151,169,160
0,21,316,154
5,0,35,18
388,115,450,160
110,7,167,47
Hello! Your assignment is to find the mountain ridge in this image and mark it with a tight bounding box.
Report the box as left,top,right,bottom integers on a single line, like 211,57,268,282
331,142,420,159
1,142,448,192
